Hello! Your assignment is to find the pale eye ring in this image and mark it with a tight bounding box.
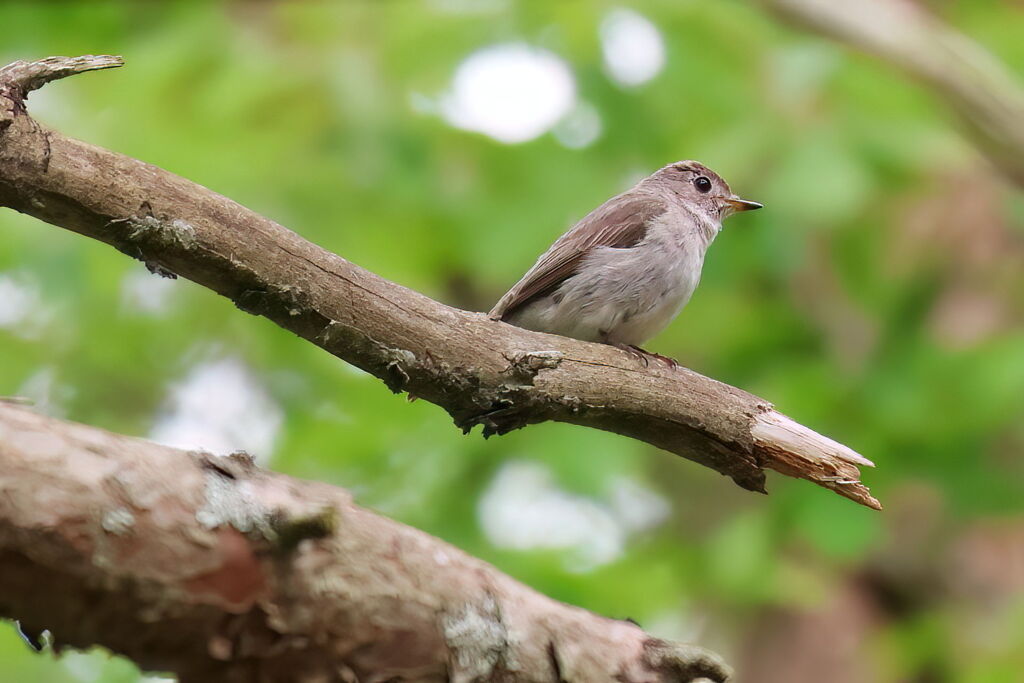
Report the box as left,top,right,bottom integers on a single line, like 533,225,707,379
694,176,712,193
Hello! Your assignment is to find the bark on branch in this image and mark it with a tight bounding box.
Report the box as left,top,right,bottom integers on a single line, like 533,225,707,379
0,55,878,509
0,402,731,682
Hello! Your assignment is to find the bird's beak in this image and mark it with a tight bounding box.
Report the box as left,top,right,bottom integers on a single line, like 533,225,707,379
722,196,763,212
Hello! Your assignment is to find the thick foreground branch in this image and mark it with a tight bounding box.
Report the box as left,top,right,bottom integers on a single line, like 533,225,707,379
0,55,878,509
758,0,1024,188
0,403,730,682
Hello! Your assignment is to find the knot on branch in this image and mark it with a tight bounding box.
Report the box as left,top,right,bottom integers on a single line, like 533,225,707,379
505,348,564,384
382,347,417,393
121,215,199,250
106,211,201,277
194,452,337,554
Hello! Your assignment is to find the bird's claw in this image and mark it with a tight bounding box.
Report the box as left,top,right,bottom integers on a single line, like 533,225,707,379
612,343,679,369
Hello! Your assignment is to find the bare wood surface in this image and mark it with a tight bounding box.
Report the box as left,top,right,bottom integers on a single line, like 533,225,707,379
0,403,732,682
0,55,878,509
758,0,1024,188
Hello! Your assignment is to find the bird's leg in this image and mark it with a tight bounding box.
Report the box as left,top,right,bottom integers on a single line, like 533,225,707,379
600,329,679,369
610,342,649,367
599,329,648,367
636,346,680,369
609,342,678,369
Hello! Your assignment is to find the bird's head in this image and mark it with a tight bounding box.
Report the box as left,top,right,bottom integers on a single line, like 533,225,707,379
645,160,762,222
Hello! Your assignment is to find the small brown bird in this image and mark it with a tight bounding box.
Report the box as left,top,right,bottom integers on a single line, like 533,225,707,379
489,160,761,363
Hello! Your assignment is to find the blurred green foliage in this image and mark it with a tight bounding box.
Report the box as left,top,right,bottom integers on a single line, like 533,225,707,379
1,1,1023,681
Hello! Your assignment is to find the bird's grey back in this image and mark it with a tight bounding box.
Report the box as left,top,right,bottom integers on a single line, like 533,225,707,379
488,191,668,320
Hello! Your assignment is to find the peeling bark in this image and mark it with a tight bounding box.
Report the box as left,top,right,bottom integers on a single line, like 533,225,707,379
0,403,732,682
0,55,878,510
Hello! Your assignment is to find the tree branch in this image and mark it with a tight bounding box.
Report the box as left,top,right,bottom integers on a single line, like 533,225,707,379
0,402,731,682
0,55,878,509
757,0,1024,188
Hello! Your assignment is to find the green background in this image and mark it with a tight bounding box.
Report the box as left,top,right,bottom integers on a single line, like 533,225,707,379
2,1,1023,681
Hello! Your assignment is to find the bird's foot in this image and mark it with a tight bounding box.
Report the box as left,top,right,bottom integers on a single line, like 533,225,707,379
611,343,679,369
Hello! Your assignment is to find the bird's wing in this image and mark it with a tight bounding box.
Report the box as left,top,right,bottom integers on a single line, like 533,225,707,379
488,193,667,320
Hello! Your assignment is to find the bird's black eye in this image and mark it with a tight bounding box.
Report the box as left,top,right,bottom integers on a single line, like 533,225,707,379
694,176,712,193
